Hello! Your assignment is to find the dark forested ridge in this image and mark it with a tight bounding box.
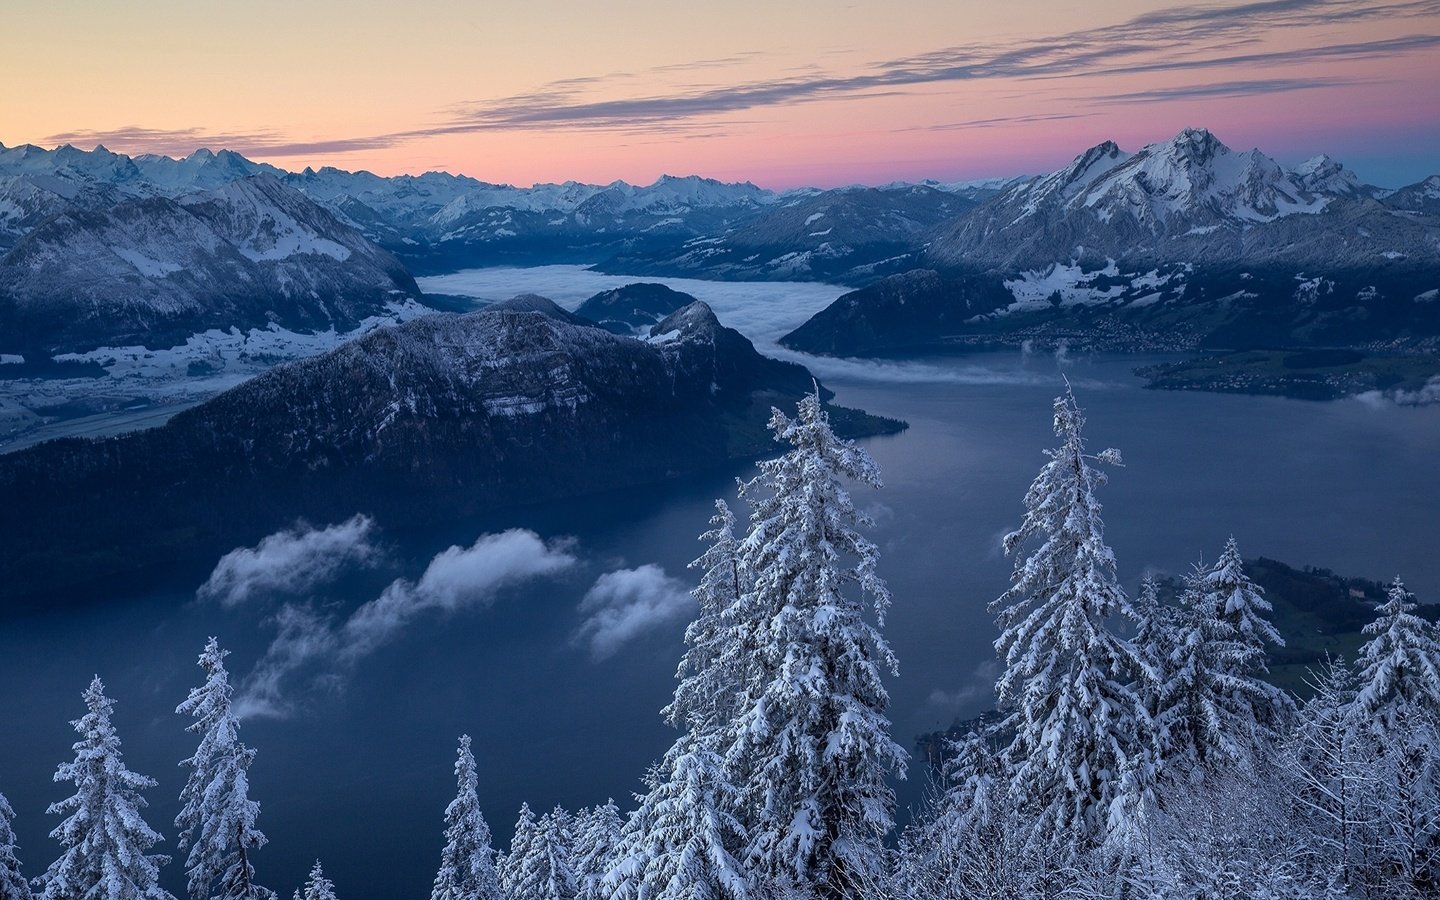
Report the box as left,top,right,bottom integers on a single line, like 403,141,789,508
0,300,902,606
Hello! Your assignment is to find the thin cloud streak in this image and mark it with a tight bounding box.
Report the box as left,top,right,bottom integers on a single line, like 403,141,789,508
1089,77,1373,104
38,0,1440,163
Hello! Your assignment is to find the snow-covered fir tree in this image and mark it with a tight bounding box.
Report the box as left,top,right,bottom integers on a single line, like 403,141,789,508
498,804,536,900
1131,577,1176,714
1352,577,1440,895
175,639,274,900
726,390,906,898
504,806,575,900
1355,576,1440,726
0,791,32,900
430,736,501,900
605,734,749,900
570,801,621,900
37,677,173,900
1152,545,1292,776
666,500,747,734
989,386,1151,854
293,862,336,900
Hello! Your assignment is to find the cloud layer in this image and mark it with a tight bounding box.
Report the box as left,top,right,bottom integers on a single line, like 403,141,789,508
574,565,695,661
197,515,382,608
234,528,577,718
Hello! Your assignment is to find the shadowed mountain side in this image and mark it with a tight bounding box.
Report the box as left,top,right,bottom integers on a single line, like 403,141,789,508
0,301,904,605
574,283,699,334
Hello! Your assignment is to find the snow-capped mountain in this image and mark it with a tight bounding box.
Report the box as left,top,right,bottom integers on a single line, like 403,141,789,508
598,183,972,282
0,173,420,353
133,147,284,193
1384,175,1440,217
0,299,900,599
927,127,1440,271
782,128,1439,356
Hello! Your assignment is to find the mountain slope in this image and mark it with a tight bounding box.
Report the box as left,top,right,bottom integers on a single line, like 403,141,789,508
574,283,699,334
0,174,420,353
0,302,902,602
598,184,972,283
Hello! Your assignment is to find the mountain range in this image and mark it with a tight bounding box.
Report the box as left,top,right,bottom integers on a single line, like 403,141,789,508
782,128,1440,355
2,127,1437,364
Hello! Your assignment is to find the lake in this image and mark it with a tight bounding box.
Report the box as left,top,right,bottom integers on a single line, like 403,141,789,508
1,266,1436,900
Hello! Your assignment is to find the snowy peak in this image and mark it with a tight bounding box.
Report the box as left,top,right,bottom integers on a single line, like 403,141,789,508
1016,140,1131,211
925,128,1427,270
1076,128,1327,227
576,175,773,219
1293,154,1364,195
651,300,722,339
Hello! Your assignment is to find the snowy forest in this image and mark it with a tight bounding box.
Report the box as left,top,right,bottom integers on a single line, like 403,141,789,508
3,388,1438,900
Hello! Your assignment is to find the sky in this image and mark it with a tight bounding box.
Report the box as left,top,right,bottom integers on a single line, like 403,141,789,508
3,0,1439,188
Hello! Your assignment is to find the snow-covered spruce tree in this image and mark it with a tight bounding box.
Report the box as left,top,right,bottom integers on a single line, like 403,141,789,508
1151,546,1292,779
498,804,536,899
293,862,336,900
604,733,749,900
989,386,1151,855
726,389,906,898
505,806,576,900
571,800,622,900
37,677,173,900
1356,577,1440,726
430,736,501,900
666,500,748,735
1352,578,1440,896
0,791,33,900
175,639,274,900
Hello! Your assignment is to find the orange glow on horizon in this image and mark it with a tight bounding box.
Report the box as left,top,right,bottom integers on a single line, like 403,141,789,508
3,0,1438,188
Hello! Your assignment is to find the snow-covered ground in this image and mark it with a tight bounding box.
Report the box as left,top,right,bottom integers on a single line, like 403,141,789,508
0,299,432,452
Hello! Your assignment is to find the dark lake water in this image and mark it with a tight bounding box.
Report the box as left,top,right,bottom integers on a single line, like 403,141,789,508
2,268,1438,900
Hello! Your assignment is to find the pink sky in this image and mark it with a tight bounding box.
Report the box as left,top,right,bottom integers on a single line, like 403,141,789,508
4,0,1439,187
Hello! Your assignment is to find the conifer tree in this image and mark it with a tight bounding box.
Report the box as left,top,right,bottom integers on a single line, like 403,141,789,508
1352,578,1440,894
293,862,336,900
0,791,32,900
1153,548,1291,775
605,734,749,900
37,677,173,900
666,500,747,734
175,639,274,900
430,736,501,900
989,387,1150,854
505,806,575,900
571,801,621,900
726,390,906,898
498,804,537,900
1356,577,1440,726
